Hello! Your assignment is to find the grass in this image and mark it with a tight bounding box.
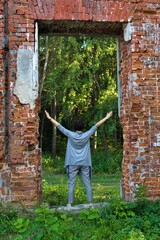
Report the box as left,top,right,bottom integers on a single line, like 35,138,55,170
2,171,160,240
91,173,121,201
42,171,121,204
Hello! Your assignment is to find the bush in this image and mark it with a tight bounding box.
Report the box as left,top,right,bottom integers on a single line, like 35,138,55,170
92,150,122,174
0,204,18,238
42,149,123,174
42,178,87,206
13,206,74,240
42,154,64,173
1,199,160,240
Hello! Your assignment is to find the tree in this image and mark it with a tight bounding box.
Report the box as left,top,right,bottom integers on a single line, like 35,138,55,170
39,36,121,156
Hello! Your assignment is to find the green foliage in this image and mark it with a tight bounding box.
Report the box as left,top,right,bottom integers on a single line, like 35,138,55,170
1,199,160,240
92,150,122,174
39,36,122,154
134,184,149,201
42,150,123,174
42,154,64,173
109,198,136,218
13,206,74,240
42,171,121,206
42,178,86,206
14,217,30,238
78,208,100,222
0,204,18,238
42,179,67,206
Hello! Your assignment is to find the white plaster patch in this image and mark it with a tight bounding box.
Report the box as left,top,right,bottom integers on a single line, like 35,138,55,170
153,133,160,147
128,73,140,96
14,23,38,109
140,168,147,179
128,163,133,173
124,23,133,41
135,139,146,161
14,48,38,109
33,22,39,94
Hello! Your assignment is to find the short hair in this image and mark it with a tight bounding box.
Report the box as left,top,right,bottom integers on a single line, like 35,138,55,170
73,119,84,131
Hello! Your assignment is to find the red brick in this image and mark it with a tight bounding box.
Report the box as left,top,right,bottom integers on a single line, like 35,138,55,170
0,0,159,207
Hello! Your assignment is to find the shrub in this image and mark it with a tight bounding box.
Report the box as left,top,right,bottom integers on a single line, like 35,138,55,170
1,199,160,240
42,150,123,174
15,200,160,240
42,154,64,173
0,204,18,238
42,178,86,206
92,150,122,174
13,206,74,240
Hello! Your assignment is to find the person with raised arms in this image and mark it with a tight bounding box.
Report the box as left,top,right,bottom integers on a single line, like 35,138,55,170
45,110,113,208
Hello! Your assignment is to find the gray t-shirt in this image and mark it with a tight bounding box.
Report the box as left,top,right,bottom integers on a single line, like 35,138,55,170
57,124,97,167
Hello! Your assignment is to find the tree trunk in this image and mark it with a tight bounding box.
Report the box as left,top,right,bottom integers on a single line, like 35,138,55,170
114,116,118,149
39,36,49,151
102,132,108,152
39,36,49,99
51,93,57,159
39,108,45,150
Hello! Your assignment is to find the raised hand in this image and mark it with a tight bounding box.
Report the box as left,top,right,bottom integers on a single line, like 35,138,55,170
106,111,113,119
45,110,51,120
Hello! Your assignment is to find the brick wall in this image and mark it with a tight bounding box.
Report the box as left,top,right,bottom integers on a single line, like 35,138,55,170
120,3,160,201
1,0,42,206
0,0,159,206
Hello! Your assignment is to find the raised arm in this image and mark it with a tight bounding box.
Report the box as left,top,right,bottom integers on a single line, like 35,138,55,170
96,111,113,127
45,110,60,127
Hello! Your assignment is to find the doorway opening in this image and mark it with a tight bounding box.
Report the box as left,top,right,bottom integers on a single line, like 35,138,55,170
38,20,123,206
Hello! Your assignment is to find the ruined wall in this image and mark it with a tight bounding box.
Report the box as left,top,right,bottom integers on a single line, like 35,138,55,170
120,4,160,201
0,0,159,206
0,0,41,206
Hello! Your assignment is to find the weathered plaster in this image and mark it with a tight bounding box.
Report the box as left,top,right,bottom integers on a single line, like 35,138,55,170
13,24,38,109
153,133,160,147
13,48,38,109
128,73,140,97
124,23,132,41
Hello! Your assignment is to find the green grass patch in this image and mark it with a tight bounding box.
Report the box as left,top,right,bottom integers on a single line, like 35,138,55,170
42,172,121,206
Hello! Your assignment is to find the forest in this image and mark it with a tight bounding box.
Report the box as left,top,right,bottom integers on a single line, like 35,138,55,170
39,35,123,161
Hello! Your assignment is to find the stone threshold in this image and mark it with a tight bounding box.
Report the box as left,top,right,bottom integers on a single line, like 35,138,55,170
51,202,109,214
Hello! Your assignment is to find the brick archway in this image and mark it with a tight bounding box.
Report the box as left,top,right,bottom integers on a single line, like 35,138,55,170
0,0,160,206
